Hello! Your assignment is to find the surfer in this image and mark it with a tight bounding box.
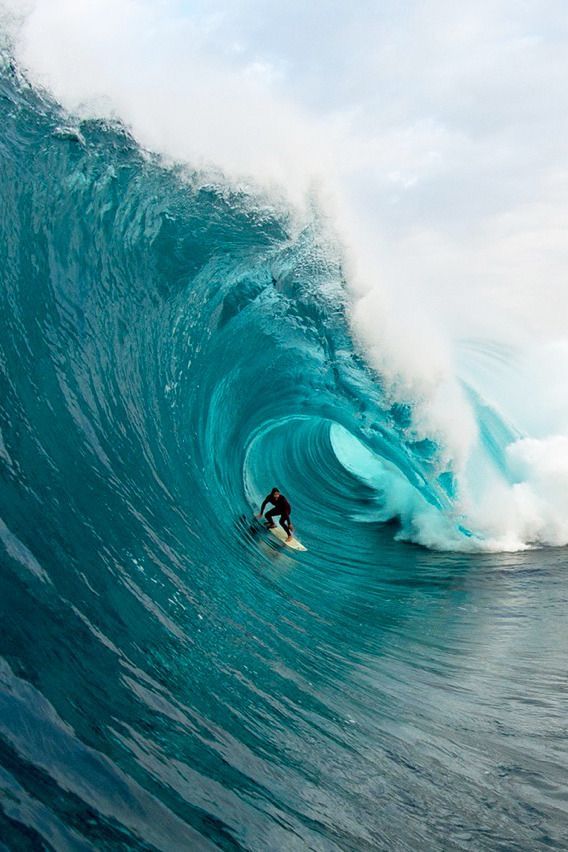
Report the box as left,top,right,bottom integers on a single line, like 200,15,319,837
257,488,293,542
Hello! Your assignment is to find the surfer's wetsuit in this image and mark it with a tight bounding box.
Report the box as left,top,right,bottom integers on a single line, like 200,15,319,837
261,493,292,536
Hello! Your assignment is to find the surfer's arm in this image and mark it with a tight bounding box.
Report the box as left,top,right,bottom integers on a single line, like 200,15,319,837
259,495,270,515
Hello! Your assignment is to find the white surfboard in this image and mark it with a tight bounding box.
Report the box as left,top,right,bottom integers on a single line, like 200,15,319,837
267,525,307,551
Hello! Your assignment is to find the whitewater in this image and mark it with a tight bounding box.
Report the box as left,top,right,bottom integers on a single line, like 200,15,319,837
0,1,567,849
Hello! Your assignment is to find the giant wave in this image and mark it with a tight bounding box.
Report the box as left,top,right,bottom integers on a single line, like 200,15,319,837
1,26,568,851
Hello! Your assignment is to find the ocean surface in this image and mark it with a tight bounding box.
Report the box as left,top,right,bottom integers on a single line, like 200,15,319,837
1,63,567,851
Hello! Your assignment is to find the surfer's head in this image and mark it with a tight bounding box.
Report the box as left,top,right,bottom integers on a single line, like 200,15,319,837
271,487,280,498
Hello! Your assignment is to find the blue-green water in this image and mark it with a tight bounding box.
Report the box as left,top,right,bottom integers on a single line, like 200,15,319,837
0,65,567,850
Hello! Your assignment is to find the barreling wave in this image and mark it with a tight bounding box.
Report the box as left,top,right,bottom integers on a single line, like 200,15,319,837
0,59,469,559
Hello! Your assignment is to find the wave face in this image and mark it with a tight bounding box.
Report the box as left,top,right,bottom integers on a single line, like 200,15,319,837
1,66,567,850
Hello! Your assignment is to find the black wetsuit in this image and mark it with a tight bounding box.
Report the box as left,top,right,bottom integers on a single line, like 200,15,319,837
261,494,292,536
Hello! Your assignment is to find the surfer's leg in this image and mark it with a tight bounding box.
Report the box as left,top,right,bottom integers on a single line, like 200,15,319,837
280,515,292,540
264,508,277,528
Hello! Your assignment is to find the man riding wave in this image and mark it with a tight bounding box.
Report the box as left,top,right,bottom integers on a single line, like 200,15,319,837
257,488,293,543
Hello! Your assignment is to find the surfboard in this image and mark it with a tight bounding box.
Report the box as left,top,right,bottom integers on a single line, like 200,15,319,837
267,524,307,551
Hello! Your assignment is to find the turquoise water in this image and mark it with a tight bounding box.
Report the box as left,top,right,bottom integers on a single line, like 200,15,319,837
0,65,567,850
